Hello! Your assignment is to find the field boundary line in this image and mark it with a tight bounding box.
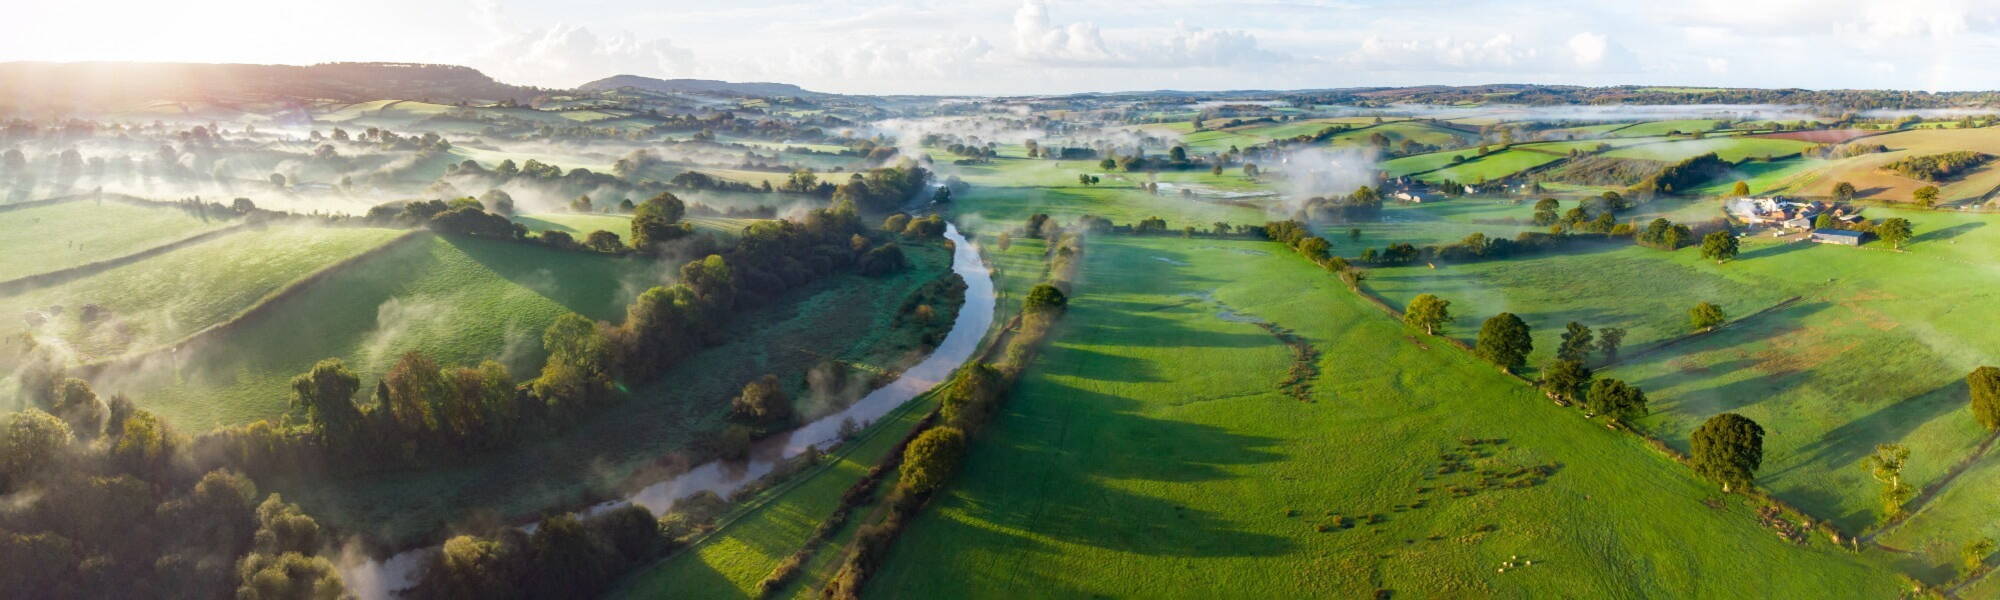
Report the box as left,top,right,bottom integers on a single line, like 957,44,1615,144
1595,295,1803,370
1861,429,2000,544
75,229,425,376
0,222,251,295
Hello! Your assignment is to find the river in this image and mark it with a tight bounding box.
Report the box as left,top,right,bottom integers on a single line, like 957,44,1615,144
339,223,996,598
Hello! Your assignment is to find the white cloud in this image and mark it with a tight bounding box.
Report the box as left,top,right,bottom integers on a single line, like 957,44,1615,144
1567,32,1607,67
1010,0,1285,67
463,1,697,88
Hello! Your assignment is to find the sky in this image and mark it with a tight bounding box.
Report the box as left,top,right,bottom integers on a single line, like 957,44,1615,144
6,0,2000,95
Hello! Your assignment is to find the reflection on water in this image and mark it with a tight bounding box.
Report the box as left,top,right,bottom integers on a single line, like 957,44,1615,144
341,223,996,598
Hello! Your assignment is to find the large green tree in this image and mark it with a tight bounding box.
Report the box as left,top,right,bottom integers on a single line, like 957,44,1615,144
900,426,967,494
1876,218,1913,249
1475,313,1533,372
1403,294,1452,336
1689,302,1726,332
1970,366,2000,430
1556,322,1594,362
1585,378,1648,425
1539,359,1591,404
1691,413,1765,492
289,358,362,443
1596,327,1627,364
1699,231,1739,263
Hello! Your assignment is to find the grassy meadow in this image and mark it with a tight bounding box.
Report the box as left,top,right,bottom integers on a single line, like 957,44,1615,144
97,233,653,428
861,234,1899,598
2,225,405,365
0,198,236,282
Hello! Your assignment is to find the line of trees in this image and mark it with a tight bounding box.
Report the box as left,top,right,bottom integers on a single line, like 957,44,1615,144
201,197,921,479
820,225,1085,600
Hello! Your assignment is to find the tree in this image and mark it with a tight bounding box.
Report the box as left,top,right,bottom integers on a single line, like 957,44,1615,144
1862,443,1913,523
569,195,593,213
1585,378,1648,425
1475,313,1533,372
1963,538,1996,580
479,189,515,214
1914,185,1940,207
1539,359,1591,404
882,213,911,233
1969,366,2000,430
1731,181,1751,196
534,313,615,411
730,374,792,426
1024,284,1068,313
1813,212,1837,230
1833,181,1857,202
0,410,72,489
1876,217,1913,249
1403,294,1452,336
631,192,691,252
1691,413,1764,492
1596,327,1627,363
1689,302,1726,332
1556,322,1594,362
900,426,966,494
1699,231,1740,263
289,359,362,443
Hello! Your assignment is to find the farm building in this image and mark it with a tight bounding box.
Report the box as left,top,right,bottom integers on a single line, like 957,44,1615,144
1809,229,1868,245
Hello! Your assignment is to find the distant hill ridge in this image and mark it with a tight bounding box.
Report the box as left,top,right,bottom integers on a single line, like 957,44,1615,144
0,61,546,107
577,74,819,98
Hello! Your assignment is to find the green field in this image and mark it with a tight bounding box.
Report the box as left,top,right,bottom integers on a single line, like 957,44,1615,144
1616,120,1731,137
2,225,404,365
1605,137,1813,163
0,199,235,282
274,243,959,547
860,234,1898,597
1410,149,1567,183
1602,208,2000,574
97,233,653,428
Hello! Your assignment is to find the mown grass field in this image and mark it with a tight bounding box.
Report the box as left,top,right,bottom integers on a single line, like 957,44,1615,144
0,199,235,282
862,234,1899,598
98,233,653,428
1,225,404,365
275,242,959,547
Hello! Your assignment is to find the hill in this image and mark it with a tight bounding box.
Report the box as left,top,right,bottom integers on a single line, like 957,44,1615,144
578,75,821,98
0,61,544,110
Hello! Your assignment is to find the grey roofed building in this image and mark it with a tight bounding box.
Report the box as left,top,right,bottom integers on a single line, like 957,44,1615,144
1809,229,1867,246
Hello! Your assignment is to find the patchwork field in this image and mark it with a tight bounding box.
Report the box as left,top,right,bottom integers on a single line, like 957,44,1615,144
1605,137,1814,163
860,234,1898,598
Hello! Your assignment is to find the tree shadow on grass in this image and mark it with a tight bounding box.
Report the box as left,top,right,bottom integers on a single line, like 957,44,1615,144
446,233,642,321
1912,221,1985,244
954,379,1293,558
1782,380,1969,481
